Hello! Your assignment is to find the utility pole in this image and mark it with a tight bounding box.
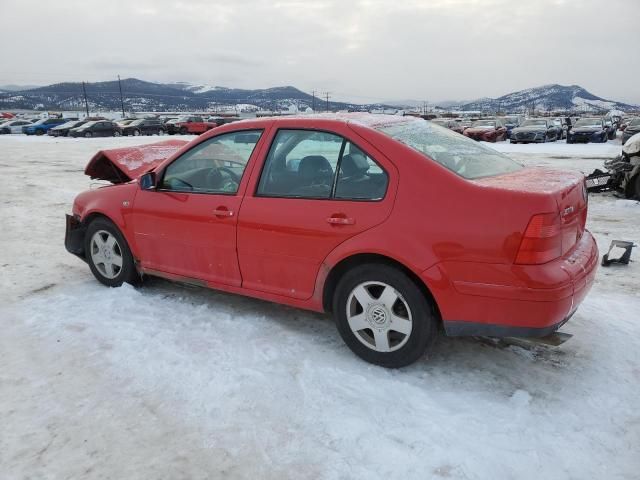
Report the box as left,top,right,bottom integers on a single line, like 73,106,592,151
82,81,90,117
311,90,316,111
117,75,126,118
323,91,330,112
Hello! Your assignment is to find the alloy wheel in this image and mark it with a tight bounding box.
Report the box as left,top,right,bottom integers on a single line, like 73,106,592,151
346,281,413,352
89,230,123,279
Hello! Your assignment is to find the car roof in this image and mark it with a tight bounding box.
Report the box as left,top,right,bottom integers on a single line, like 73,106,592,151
222,113,416,130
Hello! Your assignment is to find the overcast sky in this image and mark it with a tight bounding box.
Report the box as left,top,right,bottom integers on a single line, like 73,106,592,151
1,0,638,104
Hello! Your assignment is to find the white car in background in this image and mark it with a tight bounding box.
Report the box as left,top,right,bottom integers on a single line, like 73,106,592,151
0,119,33,134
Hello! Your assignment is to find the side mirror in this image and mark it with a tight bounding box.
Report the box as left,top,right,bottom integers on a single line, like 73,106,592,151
140,171,157,190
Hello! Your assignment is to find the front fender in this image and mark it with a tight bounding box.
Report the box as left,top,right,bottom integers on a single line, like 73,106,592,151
72,182,140,255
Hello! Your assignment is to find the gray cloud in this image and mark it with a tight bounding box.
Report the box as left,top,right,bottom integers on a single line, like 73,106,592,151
1,0,638,103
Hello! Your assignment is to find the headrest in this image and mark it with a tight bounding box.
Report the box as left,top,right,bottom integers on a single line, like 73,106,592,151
298,155,332,180
341,153,369,176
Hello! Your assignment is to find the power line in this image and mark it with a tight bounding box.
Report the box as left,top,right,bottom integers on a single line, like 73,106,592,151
323,91,331,112
117,75,126,117
81,81,89,116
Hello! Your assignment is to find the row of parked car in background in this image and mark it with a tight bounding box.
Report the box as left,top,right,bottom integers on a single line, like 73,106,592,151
2,112,637,144
0,114,242,138
431,114,632,144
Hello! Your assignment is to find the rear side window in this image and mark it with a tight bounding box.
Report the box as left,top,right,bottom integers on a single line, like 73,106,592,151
379,120,522,180
257,129,387,201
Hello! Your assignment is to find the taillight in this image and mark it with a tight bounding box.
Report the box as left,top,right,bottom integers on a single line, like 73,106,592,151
515,212,562,265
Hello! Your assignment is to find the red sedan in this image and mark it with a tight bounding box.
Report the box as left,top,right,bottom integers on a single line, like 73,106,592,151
65,114,598,367
464,118,508,142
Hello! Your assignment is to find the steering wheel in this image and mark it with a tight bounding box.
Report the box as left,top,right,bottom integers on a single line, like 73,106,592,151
216,166,240,183
206,166,241,192
166,176,193,190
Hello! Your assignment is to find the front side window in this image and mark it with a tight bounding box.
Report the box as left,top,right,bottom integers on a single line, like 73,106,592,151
257,129,388,201
161,130,262,194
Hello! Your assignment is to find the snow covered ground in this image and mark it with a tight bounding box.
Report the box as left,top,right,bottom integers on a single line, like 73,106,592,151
1,135,639,479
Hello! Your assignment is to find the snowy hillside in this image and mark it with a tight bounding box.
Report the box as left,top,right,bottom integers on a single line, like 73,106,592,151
461,84,638,113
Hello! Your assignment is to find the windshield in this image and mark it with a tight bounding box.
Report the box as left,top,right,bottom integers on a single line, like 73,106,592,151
378,120,522,180
129,119,144,126
504,117,519,124
32,119,46,125
521,119,547,127
575,118,601,127
77,121,97,129
58,121,82,129
629,119,640,126
471,120,495,128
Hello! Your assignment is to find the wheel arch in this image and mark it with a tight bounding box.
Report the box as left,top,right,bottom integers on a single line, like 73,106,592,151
321,253,442,322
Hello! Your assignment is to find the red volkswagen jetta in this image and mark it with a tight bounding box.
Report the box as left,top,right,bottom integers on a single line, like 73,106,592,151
65,114,598,367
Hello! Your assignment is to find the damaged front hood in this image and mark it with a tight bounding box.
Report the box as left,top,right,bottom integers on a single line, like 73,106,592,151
622,132,640,156
84,139,188,183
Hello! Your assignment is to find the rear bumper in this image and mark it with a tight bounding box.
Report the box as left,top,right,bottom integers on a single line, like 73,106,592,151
423,231,598,337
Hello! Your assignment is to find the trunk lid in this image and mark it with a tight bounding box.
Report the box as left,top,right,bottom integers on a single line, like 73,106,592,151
84,139,188,183
474,167,587,257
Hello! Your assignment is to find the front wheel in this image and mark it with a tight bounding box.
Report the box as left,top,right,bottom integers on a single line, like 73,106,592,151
179,127,188,135
133,129,140,136
84,131,93,138
114,130,121,137
85,218,139,287
333,264,438,368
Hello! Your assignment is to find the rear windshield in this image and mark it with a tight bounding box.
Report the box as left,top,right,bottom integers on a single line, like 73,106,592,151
378,120,523,180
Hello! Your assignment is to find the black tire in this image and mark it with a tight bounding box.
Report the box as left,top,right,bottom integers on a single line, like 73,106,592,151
180,127,188,135
114,130,121,137
84,131,92,138
84,217,139,287
36,129,44,136
133,129,140,136
332,264,438,368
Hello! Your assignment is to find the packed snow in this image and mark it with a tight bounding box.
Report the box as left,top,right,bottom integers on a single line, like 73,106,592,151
1,135,639,479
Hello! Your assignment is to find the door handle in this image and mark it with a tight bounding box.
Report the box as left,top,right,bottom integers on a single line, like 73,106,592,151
213,208,234,217
327,215,355,225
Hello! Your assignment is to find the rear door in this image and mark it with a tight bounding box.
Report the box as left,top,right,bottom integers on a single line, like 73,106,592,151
237,125,396,300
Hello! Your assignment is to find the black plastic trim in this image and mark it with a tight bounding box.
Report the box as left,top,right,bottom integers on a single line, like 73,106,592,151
64,214,87,260
443,313,574,338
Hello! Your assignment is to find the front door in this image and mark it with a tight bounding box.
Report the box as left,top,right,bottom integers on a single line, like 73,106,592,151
237,127,395,300
131,129,265,286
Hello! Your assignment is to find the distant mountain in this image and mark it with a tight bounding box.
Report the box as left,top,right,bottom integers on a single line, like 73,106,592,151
0,84,41,92
460,84,637,113
0,78,390,112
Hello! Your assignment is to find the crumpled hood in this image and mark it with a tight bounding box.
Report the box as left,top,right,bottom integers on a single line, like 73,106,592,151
623,132,640,156
465,127,494,134
84,139,188,183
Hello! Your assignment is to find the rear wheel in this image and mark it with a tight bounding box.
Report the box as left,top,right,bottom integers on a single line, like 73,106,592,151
84,131,93,138
180,127,188,135
85,218,139,287
114,130,121,137
133,129,140,136
36,129,44,136
333,264,438,368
